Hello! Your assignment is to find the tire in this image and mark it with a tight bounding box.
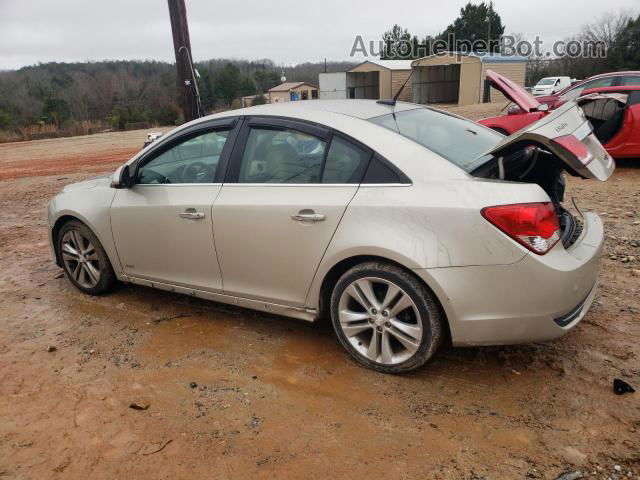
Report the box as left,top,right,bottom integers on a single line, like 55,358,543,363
330,261,443,373
57,220,116,295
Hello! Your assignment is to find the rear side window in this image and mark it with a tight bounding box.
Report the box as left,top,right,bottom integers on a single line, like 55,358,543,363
322,137,370,183
363,154,407,183
238,128,326,183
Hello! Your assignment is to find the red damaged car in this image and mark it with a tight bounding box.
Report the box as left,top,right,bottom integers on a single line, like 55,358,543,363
509,71,640,114
479,70,640,159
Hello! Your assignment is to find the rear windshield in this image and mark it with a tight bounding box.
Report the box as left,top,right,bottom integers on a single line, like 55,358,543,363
368,108,502,172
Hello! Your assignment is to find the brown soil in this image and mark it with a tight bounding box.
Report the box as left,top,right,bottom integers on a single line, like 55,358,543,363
0,120,639,480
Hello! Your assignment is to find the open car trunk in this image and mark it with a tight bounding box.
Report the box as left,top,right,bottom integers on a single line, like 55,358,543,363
472,99,615,248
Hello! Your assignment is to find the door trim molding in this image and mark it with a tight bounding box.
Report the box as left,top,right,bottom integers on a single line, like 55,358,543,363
119,274,318,322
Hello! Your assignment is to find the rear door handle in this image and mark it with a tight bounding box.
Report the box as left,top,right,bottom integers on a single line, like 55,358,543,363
291,210,326,223
179,208,205,220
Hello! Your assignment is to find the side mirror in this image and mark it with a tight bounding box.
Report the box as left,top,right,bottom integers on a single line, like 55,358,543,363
537,104,550,112
110,164,132,189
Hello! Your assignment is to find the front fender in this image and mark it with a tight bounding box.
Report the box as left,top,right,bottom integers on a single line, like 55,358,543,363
48,185,121,274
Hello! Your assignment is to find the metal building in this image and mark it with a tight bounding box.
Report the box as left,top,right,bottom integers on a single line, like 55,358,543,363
319,72,347,100
346,60,413,100
411,52,527,106
318,60,413,101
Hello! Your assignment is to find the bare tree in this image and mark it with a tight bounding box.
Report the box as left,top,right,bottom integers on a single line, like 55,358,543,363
579,10,633,49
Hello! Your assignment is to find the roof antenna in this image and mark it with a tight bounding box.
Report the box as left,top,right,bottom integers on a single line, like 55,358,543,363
377,67,415,106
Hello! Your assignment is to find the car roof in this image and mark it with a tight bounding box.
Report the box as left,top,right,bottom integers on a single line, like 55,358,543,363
129,100,469,183
555,71,640,96
587,71,640,80
582,85,640,94
211,99,421,121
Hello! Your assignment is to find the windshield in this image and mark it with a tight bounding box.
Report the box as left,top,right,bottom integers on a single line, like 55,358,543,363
537,78,556,86
368,108,502,172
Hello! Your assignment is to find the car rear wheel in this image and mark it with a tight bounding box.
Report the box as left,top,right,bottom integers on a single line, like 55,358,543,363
57,220,116,295
330,261,443,373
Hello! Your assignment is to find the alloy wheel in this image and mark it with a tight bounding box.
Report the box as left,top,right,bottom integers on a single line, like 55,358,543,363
61,230,101,289
337,277,423,365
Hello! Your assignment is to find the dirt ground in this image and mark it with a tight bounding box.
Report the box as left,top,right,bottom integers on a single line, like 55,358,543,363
1,107,639,480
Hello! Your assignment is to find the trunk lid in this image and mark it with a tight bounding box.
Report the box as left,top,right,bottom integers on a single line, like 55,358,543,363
486,69,541,113
487,99,615,181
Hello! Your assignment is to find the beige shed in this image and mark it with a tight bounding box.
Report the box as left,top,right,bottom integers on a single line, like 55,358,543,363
346,60,413,101
267,82,318,103
411,53,527,106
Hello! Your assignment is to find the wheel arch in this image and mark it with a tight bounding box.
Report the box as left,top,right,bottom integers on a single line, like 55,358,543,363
315,254,451,342
51,214,81,266
50,212,118,272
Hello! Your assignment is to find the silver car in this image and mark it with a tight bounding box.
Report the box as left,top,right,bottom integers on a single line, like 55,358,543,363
47,100,614,373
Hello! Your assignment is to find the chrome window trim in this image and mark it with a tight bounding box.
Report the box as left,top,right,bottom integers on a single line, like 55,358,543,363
219,183,411,187
132,183,224,187
359,183,413,187
131,183,411,188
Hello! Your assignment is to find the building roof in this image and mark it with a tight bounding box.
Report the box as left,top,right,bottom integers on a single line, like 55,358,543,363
268,81,317,92
471,52,528,63
411,52,528,66
350,59,413,71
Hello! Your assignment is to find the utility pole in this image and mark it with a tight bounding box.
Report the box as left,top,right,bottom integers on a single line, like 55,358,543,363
167,0,200,121
486,1,493,53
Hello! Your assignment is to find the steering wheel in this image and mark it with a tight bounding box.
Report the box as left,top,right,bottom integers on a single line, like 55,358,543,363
182,162,211,183
140,168,170,184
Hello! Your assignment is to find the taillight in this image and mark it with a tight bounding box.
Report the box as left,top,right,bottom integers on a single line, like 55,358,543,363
554,134,592,166
481,202,561,255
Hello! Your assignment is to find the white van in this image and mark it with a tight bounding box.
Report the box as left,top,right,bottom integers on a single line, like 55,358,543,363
531,76,571,96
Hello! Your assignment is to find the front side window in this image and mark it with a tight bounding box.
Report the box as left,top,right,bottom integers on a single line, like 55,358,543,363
369,108,502,172
238,128,327,183
137,130,229,184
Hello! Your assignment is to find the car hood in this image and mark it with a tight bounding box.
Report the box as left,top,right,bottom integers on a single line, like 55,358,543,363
487,99,614,181
486,69,541,113
62,174,111,192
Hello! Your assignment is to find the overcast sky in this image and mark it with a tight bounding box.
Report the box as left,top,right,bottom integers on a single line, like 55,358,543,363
0,0,637,70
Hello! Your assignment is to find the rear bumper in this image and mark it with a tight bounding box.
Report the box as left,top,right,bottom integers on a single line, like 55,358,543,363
416,212,604,346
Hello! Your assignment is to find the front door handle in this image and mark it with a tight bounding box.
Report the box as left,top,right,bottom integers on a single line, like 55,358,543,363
179,208,205,220
291,209,326,223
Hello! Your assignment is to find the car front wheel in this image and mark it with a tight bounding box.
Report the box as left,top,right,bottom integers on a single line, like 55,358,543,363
330,261,443,373
57,220,116,295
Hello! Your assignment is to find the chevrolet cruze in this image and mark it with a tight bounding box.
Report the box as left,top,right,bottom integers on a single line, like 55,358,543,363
48,99,614,373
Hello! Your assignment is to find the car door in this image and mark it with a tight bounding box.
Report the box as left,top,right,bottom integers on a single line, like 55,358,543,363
110,119,238,291
213,117,371,307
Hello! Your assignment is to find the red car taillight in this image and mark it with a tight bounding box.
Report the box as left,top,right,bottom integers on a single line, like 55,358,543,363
481,202,561,255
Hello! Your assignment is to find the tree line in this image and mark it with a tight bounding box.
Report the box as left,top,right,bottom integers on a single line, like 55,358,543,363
526,11,640,85
380,3,640,85
0,58,354,139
